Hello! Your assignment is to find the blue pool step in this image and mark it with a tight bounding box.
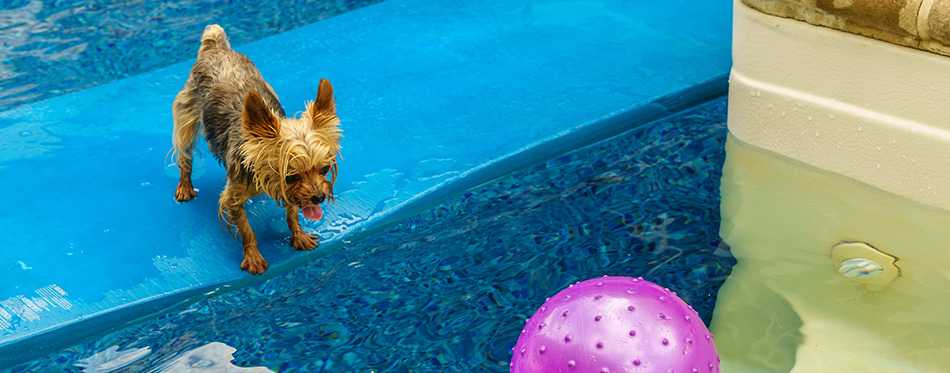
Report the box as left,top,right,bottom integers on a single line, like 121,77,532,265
0,0,731,366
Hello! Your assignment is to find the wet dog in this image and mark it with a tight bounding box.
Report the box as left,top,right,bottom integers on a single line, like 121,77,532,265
171,25,341,274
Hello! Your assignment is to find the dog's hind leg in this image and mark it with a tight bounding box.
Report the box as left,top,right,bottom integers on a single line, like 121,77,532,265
172,85,200,202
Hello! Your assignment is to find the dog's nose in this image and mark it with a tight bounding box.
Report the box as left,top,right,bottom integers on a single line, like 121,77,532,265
310,194,325,205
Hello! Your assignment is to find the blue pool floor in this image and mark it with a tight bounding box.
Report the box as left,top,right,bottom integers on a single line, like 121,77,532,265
6,97,734,372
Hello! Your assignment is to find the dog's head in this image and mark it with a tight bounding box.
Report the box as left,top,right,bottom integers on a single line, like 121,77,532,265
239,79,341,220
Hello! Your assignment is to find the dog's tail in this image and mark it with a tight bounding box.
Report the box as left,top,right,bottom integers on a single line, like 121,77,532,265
200,24,231,51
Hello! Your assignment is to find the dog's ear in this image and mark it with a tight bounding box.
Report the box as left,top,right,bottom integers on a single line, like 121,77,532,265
243,91,280,138
309,79,336,120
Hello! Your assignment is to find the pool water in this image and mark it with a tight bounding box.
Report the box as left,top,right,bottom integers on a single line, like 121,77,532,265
4,97,734,372
0,0,384,112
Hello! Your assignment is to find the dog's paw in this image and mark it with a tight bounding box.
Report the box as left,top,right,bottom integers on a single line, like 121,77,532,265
175,181,197,202
291,232,318,251
240,253,269,274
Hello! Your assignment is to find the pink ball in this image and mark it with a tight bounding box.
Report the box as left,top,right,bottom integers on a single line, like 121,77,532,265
511,276,719,373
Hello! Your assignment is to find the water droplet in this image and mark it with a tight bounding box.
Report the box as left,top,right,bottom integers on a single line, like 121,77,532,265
594,295,603,300
659,313,666,319
594,315,602,321
601,368,610,373
659,296,667,301
540,306,546,312
685,315,691,322
568,360,576,368
686,337,693,344
539,345,546,354
627,306,635,311
565,334,573,342
562,310,570,317
634,359,641,366
596,281,604,286
19,131,32,137
662,338,669,345
596,341,604,349
629,330,636,337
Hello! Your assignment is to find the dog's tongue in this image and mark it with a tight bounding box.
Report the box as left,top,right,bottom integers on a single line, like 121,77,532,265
302,205,323,221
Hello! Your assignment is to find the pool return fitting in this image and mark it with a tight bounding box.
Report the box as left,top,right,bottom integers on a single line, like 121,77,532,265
831,242,900,291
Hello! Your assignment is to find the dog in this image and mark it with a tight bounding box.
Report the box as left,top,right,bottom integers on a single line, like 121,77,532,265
171,24,341,274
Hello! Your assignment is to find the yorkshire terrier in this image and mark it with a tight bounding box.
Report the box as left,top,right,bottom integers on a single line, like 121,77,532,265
171,25,341,274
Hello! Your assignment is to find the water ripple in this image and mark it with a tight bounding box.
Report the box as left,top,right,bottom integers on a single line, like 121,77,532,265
0,0,385,112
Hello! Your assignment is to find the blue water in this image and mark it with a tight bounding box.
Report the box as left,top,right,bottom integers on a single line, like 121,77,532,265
0,0,384,112
5,96,734,372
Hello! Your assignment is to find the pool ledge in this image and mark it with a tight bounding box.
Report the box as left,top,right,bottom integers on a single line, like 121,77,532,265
0,0,731,367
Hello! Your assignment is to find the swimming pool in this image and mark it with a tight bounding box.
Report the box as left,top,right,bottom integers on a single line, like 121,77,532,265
5,96,734,372
0,0,733,370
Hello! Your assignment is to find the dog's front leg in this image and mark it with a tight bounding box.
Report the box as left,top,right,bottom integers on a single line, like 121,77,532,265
285,206,318,251
220,182,269,274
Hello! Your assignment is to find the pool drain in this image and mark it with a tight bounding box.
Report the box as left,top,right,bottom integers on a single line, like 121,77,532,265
830,242,899,291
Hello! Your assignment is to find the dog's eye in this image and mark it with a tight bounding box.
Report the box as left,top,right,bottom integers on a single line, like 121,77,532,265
285,174,301,184
319,165,331,175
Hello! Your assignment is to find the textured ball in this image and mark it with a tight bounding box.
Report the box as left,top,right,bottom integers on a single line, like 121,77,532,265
511,276,719,372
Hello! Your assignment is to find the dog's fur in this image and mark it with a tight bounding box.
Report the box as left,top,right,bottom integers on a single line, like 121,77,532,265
171,24,341,274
